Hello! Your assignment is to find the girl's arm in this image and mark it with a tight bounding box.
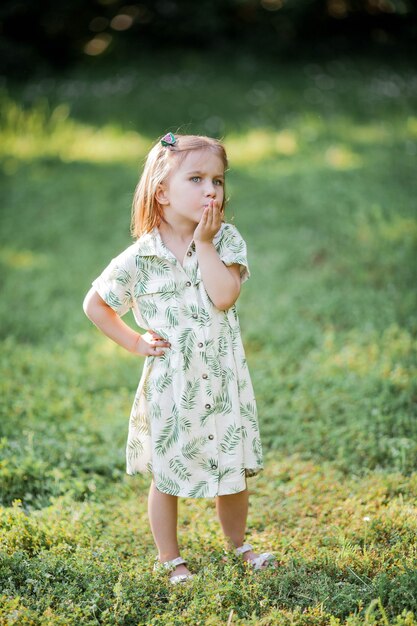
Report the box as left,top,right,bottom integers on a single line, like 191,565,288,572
194,201,242,311
83,288,170,356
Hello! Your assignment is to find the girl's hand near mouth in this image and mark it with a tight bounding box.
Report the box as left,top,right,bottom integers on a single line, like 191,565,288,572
194,200,223,243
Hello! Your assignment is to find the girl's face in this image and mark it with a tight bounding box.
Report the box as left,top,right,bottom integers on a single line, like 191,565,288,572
157,149,225,227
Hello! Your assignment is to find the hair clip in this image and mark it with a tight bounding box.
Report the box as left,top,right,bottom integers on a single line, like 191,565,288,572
161,132,176,147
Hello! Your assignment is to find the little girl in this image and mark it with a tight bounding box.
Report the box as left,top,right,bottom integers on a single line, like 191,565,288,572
83,132,276,583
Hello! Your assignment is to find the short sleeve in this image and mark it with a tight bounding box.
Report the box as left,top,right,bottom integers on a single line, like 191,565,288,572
217,223,250,284
91,245,137,317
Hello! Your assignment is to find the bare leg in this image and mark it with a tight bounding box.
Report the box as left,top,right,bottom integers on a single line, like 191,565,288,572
215,488,248,549
148,479,191,576
216,487,270,568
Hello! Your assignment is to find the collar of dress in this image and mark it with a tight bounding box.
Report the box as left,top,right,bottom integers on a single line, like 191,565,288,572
134,224,226,260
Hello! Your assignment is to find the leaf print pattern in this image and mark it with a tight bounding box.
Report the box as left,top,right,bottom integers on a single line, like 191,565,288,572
188,481,209,498
218,335,230,357
134,257,153,288
127,437,144,459
130,412,150,436
143,378,153,402
215,226,250,283
105,290,123,312
252,437,263,464
155,405,179,456
155,472,181,496
158,280,182,301
93,223,263,496
181,303,199,322
188,265,200,285
182,436,206,460
240,401,259,432
219,466,237,481
149,403,162,421
200,392,232,427
115,267,131,286
138,298,158,321
237,378,248,393
221,366,235,386
220,424,242,454
206,352,221,378
179,411,192,433
165,305,179,327
197,308,211,328
199,457,221,477
180,378,201,411
169,456,192,481
178,328,196,371
230,484,245,493
154,371,173,394
230,324,240,351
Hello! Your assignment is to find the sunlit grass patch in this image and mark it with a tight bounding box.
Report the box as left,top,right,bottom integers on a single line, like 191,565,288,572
406,116,417,137
0,92,149,164
309,324,417,388
347,123,392,144
226,128,299,165
2,456,417,625
324,145,362,169
1,89,413,177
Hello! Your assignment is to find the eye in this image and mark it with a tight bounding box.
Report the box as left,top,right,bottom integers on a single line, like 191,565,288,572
214,179,224,186
190,176,201,182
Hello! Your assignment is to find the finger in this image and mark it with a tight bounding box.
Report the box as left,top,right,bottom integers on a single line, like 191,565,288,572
211,201,221,228
156,337,171,344
149,330,170,343
207,203,215,228
151,339,171,348
204,205,211,229
213,200,221,217
149,344,167,356
200,208,210,232
213,200,221,220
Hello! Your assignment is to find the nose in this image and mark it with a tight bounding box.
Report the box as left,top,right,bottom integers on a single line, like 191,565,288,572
204,182,217,197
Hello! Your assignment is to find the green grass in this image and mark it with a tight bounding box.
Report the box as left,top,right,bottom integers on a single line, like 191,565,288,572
1,50,417,624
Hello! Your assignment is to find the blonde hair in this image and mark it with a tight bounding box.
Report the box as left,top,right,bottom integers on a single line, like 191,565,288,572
130,133,229,239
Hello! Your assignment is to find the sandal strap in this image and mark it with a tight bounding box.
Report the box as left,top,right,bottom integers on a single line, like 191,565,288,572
154,555,187,572
235,543,253,555
251,552,276,570
170,573,194,585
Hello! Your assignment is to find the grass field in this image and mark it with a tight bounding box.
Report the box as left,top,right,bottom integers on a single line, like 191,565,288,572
1,50,417,625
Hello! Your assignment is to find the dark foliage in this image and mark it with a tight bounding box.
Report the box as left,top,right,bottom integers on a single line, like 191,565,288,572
1,0,416,76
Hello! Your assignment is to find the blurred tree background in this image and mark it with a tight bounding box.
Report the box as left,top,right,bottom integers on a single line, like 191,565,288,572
0,0,416,76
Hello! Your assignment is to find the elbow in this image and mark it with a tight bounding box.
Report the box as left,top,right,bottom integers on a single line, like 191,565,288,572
83,290,96,321
216,302,235,312
83,289,113,323
214,291,241,312
83,299,93,320
218,284,241,311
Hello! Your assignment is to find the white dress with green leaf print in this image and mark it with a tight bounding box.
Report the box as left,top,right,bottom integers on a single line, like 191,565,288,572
91,222,263,497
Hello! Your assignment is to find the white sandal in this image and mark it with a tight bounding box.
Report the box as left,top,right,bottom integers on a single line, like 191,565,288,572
153,555,194,584
235,543,277,570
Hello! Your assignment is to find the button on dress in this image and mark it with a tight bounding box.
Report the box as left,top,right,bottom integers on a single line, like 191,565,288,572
91,223,264,497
